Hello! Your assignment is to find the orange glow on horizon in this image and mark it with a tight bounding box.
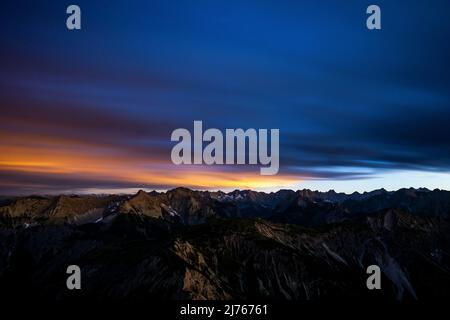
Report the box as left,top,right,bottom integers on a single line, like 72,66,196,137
0,134,300,193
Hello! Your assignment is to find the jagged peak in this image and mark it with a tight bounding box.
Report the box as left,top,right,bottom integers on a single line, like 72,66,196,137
136,189,148,196
168,187,197,195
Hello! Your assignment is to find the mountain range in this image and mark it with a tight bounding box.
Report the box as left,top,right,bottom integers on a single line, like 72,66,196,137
0,187,449,300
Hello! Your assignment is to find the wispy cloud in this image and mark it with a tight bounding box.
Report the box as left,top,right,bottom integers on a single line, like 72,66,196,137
1,0,450,194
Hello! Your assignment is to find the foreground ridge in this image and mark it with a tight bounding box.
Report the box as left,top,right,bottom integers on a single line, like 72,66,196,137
0,187,449,300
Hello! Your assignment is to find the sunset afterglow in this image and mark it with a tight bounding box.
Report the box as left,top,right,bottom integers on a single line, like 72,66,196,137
1,1,450,195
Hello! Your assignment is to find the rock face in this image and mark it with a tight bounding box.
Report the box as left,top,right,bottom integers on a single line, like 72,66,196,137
119,190,165,218
116,188,239,224
0,194,123,225
0,187,450,300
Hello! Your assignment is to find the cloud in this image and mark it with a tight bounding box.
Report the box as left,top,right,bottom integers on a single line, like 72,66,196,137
1,0,450,193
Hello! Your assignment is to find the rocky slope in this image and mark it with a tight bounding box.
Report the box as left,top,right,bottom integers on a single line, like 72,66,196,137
0,208,449,300
0,187,449,300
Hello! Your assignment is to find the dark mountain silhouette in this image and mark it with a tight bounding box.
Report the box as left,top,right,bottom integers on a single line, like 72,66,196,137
0,187,449,300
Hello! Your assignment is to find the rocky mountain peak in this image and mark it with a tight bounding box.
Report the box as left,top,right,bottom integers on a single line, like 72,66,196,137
119,190,164,218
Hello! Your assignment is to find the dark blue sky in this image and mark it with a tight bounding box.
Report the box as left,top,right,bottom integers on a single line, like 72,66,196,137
1,0,450,194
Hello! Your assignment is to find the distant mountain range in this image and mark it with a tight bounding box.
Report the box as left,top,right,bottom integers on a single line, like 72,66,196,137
1,187,449,226
0,187,449,300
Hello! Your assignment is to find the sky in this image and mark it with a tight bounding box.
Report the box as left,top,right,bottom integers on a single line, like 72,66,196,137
1,0,450,195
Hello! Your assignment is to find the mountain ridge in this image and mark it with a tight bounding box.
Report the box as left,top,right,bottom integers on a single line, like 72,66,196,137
0,187,449,300
1,187,449,227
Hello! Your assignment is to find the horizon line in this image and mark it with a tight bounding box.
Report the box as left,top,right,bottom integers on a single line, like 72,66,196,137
2,186,448,198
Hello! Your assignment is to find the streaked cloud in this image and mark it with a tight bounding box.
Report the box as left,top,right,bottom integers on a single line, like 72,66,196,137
1,0,449,194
